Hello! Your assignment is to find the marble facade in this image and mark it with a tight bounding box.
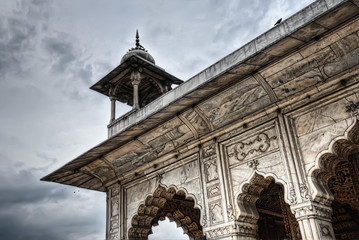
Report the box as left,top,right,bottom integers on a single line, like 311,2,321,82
42,0,359,239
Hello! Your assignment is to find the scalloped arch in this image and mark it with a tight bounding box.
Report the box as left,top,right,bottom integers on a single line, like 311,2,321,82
128,184,205,240
234,171,290,239
308,119,359,204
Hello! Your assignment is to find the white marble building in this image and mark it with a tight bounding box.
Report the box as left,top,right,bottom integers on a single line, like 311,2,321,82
42,0,359,239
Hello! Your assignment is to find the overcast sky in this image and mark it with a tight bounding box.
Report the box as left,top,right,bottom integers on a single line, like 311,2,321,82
0,0,315,239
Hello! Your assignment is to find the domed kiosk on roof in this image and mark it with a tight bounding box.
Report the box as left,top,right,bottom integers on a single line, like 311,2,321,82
89,30,183,123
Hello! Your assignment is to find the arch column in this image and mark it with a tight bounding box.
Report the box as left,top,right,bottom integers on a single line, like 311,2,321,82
291,201,335,240
107,183,122,240
130,68,142,110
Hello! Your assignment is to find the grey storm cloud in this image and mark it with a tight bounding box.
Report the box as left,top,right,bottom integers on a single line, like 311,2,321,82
43,35,78,73
0,0,315,239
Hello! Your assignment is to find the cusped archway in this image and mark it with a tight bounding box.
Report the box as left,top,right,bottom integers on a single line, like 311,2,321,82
128,185,205,240
309,120,359,204
310,120,359,239
236,173,301,240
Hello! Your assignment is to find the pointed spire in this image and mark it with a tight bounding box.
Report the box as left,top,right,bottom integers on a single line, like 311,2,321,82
130,29,146,51
135,29,140,48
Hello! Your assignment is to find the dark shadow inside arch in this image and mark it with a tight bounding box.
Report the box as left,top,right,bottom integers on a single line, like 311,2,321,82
128,185,205,240
328,153,359,239
256,180,302,240
238,174,301,240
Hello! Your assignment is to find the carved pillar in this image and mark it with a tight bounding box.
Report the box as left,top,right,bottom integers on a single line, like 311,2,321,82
201,140,250,239
108,85,116,123
276,115,305,204
110,96,116,122
291,201,335,240
107,183,121,240
130,69,142,110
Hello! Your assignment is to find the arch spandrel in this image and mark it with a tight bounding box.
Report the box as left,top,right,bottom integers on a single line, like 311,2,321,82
159,157,204,208
128,184,205,240
309,119,359,204
295,96,357,167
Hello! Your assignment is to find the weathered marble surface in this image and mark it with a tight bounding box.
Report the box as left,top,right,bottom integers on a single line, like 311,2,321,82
40,2,359,240
294,93,358,171
199,77,271,129
230,151,284,195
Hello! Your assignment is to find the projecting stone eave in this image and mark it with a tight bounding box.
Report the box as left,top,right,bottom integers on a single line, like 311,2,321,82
90,54,183,98
41,0,359,191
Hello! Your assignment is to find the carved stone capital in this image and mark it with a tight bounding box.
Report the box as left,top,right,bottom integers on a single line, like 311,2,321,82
205,222,256,239
130,69,142,85
291,201,332,221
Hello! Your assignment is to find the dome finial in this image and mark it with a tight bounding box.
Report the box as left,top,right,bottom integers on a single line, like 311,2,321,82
136,29,140,48
122,30,154,64
132,29,145,51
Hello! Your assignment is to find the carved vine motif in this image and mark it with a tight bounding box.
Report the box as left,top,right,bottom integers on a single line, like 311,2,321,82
155,173,163,185
299,184,310,201
345,101,359,119
228,133,276,162
247,159,259,170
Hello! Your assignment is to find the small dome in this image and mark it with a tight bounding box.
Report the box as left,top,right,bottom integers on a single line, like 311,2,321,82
121,49,155,64
121,30,155,64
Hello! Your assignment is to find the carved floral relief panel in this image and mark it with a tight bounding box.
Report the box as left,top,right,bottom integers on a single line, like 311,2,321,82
108,185,120,240
204,156,219,182
209,201,224,224
207,184,221,198
225,127,278,166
